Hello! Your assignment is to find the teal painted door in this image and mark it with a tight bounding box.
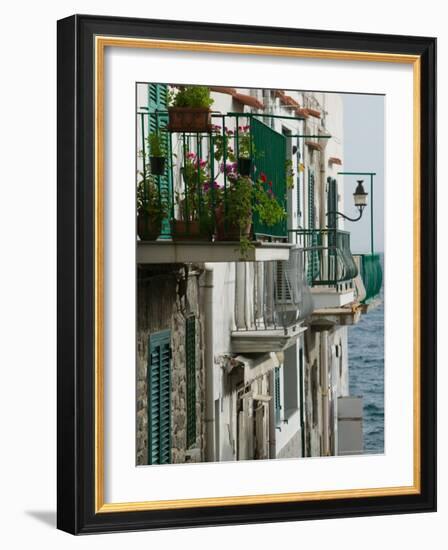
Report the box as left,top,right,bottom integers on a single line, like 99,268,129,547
251,118,287,239
148,329,172,464
146,84,172,237
185,316,196,449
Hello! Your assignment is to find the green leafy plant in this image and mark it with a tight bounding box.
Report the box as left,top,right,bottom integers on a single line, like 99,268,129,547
215,172,287,255
169,86,214,109
147,131,166,157
173,152,214,236
212,125,236,163
253,174,287,226
137,175,169,222
237,126,253,159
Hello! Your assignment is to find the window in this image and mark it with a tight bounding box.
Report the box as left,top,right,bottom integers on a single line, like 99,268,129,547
185,316,196,448
148,329,171,464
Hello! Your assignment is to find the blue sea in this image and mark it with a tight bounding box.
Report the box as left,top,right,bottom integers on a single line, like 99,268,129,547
347,260,385,454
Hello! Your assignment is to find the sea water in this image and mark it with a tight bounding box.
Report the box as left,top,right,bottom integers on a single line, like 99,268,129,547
347,257,385,454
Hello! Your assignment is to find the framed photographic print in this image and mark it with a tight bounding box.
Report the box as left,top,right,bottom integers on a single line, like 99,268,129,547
57,14,436,534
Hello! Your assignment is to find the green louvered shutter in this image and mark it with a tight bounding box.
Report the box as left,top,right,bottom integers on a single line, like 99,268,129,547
327,177,338,256
251,118,287,238
185,316,197,448
308,169,315,230
274,367,281,425
307,170,319,284
148,329,171,464
147,84,172,238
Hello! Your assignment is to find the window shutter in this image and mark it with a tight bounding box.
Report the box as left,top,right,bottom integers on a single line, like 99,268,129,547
185,316,196,449
327,177,338,229
327,177,338,255
148,329,172,464
146,84,172,238
308,169,315,230
307,170,319,284
274,366,281,425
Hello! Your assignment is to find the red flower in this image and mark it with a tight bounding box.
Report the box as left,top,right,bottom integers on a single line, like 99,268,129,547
260,172,267,183
268,180,273,187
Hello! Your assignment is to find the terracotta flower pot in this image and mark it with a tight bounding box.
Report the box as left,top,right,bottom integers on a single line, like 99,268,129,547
137,211,162,241
214,204,252,241
167,107,212,133
149,156,166,176
171,219,212,241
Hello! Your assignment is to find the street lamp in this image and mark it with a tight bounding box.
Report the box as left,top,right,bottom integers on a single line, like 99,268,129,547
327,179,368,222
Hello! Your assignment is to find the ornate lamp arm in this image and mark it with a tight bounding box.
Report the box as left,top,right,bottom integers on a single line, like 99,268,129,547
326,208,364,222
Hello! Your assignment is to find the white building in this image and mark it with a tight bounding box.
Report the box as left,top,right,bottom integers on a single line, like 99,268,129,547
136,83,382,465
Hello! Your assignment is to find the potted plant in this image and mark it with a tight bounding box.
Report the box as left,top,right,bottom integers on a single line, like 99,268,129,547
171,152,213,240
215,172,286,255
167,86,214,133
215,176,253,244
136,176,169,241
147,131,166,176
236,125,253,176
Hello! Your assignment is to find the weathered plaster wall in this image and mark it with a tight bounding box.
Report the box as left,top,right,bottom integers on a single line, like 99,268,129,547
277,430,301,459
304,324,350,457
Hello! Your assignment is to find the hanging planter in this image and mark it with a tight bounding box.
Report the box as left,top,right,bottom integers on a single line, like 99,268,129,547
167,86,214,133
147,131,167,176
237,157,252,177
149,156,166,176
168,107,212,133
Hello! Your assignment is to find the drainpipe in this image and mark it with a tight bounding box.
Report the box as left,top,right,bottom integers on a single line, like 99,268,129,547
202,264,215,462
320,330,330,456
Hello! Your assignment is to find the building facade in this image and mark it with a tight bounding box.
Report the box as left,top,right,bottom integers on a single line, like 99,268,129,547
136,83,382,465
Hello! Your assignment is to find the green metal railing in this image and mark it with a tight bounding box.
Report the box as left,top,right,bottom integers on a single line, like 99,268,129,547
137,110,310,241
356,253,383,303
289,229,358,287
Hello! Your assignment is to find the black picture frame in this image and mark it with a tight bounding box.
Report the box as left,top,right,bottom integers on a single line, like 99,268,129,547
57,14,436,534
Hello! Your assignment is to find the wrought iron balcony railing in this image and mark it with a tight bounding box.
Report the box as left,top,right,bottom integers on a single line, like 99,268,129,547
137,111,294,243
289,229,358,288
354,253,383,303
234,247,314,333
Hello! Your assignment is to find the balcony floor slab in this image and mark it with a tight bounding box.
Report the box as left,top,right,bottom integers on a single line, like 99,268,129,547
231,324,307,353
137,240,292,264
310,305,362,329
310,287,355,309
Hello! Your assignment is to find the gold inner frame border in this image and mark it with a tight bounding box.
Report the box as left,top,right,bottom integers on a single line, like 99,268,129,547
94,36,421,513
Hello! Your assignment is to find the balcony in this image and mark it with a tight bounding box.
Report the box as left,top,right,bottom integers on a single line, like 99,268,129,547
136,111,299,264
354,253,383,312
290,229,361,327
231,247,313,352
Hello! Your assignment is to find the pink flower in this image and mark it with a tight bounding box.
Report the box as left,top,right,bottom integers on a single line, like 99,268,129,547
199,159,207,168
186,152,196,160
204,181,221,192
